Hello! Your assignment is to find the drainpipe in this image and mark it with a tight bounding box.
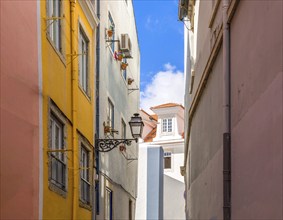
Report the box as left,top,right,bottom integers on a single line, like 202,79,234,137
70,1,78,219
94,0,101,217
223,0,231,219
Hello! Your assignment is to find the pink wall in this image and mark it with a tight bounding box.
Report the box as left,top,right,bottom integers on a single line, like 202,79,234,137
231,1,283,219
0,1,40,219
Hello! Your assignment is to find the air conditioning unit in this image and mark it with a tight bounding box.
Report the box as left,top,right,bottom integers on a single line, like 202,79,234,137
120,34,132,58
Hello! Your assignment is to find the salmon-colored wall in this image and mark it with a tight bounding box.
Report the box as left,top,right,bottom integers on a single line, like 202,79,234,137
231,1,283,219
0,1,39,219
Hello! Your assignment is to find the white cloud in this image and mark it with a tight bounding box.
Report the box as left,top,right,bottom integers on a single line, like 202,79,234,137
141,63,185,114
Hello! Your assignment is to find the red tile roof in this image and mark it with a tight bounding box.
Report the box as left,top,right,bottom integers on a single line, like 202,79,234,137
150,103,184,110
141,109,158,122
144,127,157,142
149,114,158,121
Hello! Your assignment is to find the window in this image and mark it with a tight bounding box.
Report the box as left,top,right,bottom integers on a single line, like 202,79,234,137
122,58,127,80
162,118,173,133
108,12,115,52
79,27,89,94
107,99,114,130
129,200,132,220
121,119,126,139
47,0,62,52
50,113,66,190
80,145,90,204
105,188,113,220
164,152,172,169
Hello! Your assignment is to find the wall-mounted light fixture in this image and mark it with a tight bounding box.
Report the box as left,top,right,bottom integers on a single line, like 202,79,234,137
95,113,144,152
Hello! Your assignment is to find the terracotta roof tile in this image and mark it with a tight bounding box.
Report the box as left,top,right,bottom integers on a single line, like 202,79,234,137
141,109,158,122
144,127,157,142
150,103,184,110
149,114,158,121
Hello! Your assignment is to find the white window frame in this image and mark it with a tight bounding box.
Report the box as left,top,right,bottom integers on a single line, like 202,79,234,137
105,187,113,220
108,12,115,52
47,0,62,52
49,113,66,191
80,144,91,204
107,99,114,130
79,26,89,95
162,118,173,133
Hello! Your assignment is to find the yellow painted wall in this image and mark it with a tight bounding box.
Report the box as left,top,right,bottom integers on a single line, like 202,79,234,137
41,0,95,219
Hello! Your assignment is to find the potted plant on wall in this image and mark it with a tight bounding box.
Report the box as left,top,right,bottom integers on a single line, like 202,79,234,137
114,51,123,61
107,25,114,38
128,78,134,85
121,61,128,70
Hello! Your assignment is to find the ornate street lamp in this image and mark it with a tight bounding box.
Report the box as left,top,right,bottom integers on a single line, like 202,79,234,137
95,113,144,152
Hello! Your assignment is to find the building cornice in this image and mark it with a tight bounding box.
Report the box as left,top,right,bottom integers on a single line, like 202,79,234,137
146,139,184,146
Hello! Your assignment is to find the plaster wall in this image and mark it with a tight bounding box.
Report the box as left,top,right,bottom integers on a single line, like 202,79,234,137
188,48,223,219
40,1,97,219
135,145,148,219
230,1,283,218
190,0,212,99
164,175,185,220
0,1,39,219
163,143,184,182
97,0,140,218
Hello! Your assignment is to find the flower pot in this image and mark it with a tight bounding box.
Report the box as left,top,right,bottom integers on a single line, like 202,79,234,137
128,78,134,85
119,145,126,152
107,29,113,38
117,54,123,61
121,62,128,70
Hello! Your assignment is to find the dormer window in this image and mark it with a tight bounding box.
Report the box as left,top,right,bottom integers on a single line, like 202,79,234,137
162,118,172,133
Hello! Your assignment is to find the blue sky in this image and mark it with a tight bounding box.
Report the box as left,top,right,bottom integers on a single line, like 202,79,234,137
133,0,185,112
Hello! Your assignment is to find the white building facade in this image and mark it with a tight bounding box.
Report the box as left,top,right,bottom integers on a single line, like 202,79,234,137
95,0,140,219
136,104,186,220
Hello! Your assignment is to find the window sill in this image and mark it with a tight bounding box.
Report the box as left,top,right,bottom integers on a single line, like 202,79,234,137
46,35,66,67
79,200,92,211
49,181,67,198
161,132,173,136
164,168,173,171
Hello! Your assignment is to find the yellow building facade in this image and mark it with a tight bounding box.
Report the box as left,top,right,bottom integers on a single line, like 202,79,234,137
40,0,98,219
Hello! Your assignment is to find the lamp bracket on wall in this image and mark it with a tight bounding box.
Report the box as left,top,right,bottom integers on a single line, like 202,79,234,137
106,40,120,49
128,88,139,94
95,138,137,153
106,40,120,43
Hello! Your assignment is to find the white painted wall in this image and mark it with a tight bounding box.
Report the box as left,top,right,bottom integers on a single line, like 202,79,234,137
162,142,184,182
97,0,140,218
164,175,185,220
137,105,185,219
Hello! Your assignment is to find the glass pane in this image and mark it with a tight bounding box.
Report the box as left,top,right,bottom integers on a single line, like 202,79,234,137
168,119,172,132
51,158,57,180
58,161,63,184
162,119,167,132
164,157,171,169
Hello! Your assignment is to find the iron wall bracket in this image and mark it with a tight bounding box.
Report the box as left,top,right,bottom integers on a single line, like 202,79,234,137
95,138,137,153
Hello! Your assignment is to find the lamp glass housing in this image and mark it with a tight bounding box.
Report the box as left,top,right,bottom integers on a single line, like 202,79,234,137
129,113,144,139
